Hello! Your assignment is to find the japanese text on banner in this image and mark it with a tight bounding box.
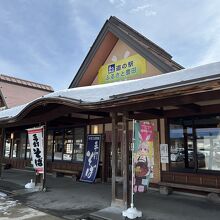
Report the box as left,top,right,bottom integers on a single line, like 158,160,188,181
27,127,44,174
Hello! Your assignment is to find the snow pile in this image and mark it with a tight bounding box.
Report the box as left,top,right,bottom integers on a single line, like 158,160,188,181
25,179,35,189
0,192,7,198
0,195,18,215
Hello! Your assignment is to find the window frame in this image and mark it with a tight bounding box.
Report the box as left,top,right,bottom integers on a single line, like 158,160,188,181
168,115,220,174
48,126,86,163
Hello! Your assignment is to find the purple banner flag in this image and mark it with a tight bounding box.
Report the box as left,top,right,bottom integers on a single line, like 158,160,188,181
80,135,101,183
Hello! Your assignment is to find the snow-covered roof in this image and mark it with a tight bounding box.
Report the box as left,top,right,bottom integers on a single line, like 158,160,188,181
1,61,220,121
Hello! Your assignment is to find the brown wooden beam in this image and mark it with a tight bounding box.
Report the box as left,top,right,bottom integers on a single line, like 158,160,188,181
164,104,220,118
96,89,220,112
122,112,129,208
177,104,201,112
101,124,106,183
81,111,109,117
111,112,118,206
137,108,164,117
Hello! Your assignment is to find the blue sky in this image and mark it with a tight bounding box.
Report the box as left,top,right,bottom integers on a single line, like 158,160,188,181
0,0,220,90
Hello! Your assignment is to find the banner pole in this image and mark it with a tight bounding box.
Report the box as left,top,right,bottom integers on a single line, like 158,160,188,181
131,119,135,208
122,119,142,219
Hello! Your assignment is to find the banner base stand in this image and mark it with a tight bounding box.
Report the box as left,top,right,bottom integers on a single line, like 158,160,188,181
122,207,142,219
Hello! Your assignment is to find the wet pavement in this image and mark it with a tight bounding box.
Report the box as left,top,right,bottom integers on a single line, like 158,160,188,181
1,169,220,220
0,169,111,219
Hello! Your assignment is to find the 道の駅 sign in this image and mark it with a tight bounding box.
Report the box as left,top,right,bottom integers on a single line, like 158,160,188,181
98,54,146,84
27,126,44,174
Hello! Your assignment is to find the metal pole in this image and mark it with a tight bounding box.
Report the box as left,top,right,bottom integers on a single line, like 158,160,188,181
122,119,142,219
131,119,135,208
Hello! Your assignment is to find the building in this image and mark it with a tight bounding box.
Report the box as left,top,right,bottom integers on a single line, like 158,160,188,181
0,74,54,109
0,16,220,209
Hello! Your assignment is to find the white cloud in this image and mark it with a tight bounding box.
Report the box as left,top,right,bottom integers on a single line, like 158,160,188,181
129,3,156,16
145,10,156,16
119,0,126,7
130,4,151,13
195,30,220,66
109,0,126,7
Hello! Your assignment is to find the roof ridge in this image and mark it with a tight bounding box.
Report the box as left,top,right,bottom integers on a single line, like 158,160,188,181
69,16,183,88
0,74,54,92
109,16,172,60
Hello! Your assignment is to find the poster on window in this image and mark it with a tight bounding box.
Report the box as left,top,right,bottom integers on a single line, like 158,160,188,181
27,126,44,174
80,135,101,183
134,121,154,192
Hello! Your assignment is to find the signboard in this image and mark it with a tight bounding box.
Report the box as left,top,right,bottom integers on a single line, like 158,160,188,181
27,126,44,174
98,54,146,84
80,135,101,183
160,156,169,163
160,144,169,163
134,121,154,192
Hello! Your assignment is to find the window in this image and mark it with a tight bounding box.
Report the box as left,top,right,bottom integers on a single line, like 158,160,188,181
3,127,85,163
4,132,12,158
73,128,85,162
169,116,220,172
19,132,27,159
4,131,28,159
47,131,54,160
12,132,20,158
195,117,220,171
63,129,73,161
49,127,85,162
53,130,64,160
169,119,195,171
26,142,31,159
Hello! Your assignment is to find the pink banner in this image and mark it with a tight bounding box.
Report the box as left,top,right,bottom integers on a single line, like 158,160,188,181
134,121,154,192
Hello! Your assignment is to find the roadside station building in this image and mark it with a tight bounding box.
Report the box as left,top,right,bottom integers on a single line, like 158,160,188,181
0,16,220,208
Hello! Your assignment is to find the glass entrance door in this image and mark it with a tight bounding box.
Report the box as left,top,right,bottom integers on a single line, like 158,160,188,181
169,119,195,171
195,117,220,171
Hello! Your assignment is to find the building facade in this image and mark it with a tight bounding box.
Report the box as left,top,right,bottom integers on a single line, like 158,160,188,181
0,16,220,208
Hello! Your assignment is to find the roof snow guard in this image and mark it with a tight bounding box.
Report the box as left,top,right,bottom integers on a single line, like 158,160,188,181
0,61,220,122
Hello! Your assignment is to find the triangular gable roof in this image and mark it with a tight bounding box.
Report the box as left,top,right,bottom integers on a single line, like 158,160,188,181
69,16,183,88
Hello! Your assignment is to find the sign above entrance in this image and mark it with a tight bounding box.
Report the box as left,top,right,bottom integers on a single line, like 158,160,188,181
98,54,147,84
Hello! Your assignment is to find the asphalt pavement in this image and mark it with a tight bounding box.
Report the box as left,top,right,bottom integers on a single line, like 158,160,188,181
1,169,220,220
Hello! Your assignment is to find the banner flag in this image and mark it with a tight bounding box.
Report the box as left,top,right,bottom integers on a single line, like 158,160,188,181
134,121,154,192
27,126,44,174
80,135,101,183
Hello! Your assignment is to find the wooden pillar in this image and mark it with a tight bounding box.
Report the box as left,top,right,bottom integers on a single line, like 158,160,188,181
0,128,5,178
122,112,129,208
111,112,118,206
88,115,92,134
101,123,106,183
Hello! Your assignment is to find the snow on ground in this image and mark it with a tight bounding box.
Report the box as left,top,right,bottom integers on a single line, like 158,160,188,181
0,192,48,220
